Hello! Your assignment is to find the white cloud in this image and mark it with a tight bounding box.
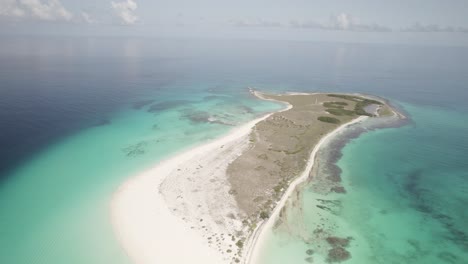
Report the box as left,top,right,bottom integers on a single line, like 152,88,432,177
81,11,96,24
111,0,139,25
330,13,352,30
0,0,26,18
230,13,391,32
290,15,468,33
237,14,468,34
291,13,391,32
0,0,72,21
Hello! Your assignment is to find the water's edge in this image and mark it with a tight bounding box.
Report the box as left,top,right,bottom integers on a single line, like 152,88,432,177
255,99,410,264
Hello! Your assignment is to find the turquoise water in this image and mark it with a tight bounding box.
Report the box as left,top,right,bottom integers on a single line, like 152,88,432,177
0,88,281,264
257,103,468,264
1,38,467,264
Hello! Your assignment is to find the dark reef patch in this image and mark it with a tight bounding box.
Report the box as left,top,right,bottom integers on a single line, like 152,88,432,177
93,118,110,127
327,247,351,263
181,110,211,123
404,169,424,199
148,100,192,112
180,110,235,126
122,142,146,157
203,95,232,101
316,205,331,211
122,139,161,157
330,186,346,194
132,99,155,110
402,169,468,251
437,251,460,264
315,199,341,215
239,105,255,114
326,236,351,248
326,173,342,183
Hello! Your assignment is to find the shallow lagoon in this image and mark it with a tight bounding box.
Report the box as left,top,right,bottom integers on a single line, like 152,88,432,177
257,102,468,264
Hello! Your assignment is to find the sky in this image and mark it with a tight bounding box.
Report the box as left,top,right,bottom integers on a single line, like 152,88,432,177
1,0,468,45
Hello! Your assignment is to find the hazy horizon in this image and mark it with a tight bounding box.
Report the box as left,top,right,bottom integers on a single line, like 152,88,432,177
1,1,468,46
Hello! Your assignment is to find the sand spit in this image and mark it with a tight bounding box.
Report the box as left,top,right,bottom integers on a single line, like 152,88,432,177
111,89,394,264
111,92,290,264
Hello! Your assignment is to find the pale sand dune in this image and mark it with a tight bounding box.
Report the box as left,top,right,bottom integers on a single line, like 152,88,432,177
111,98,291,264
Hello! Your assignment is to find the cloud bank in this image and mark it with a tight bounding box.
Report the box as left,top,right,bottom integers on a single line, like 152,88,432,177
290,13,391,32
231,13,468,34
328,13,392,32
0,0,73,21
402,22,468,33
229,18,282,28
231,13,391,32
111,0,139,25
80,11,96,24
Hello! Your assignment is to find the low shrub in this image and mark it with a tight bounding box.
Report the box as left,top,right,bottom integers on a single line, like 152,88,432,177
318,116,341,124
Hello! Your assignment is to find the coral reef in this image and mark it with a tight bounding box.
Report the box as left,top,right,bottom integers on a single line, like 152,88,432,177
327,247,351,263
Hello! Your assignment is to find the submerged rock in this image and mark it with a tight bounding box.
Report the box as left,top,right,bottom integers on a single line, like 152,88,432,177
330,186,346,193
327,247,351,263
437,251,459,264
94,118,110,126
326,236,351,247
148,100,192,112
327,174,342,183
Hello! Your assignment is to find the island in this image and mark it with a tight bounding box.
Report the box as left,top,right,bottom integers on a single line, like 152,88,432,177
111,90,402,264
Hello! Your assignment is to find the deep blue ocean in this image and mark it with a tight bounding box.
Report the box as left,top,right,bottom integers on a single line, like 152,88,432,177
0,37,467,263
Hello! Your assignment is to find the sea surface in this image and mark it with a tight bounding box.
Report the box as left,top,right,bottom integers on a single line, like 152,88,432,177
0,37,467,264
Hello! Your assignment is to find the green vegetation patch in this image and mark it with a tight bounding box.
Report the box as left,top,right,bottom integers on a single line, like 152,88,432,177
328,94,383,116
236,240,244,248
323,101,348,108
259,211,269,219
318,116,341,124
327,94,364,101
326,108,355,116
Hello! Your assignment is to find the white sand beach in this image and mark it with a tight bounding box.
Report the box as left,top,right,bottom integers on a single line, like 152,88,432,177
111,94,291,264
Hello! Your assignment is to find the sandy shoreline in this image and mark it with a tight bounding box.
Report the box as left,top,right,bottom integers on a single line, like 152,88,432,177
111,91,291,264
111,90,384,264
243,115,368,264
